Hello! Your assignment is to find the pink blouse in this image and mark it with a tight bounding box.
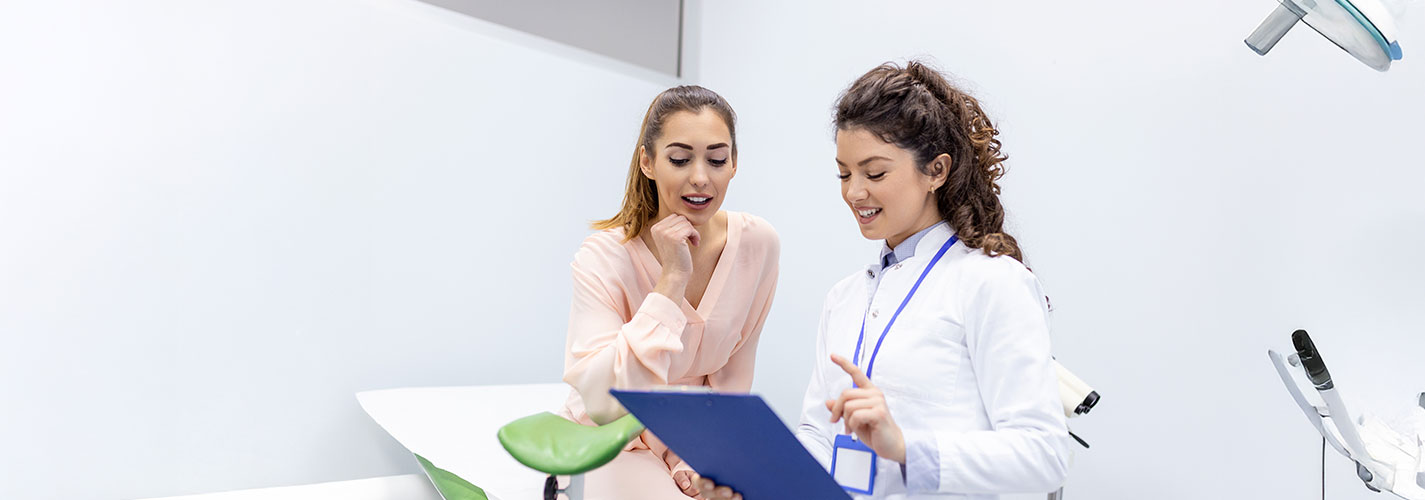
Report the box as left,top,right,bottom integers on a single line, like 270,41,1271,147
560,211,779,471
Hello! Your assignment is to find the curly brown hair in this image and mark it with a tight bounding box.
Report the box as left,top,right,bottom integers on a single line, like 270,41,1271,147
834,60,1022,262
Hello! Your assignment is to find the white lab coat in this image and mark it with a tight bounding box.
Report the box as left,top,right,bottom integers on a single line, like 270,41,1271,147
795,223,1070,499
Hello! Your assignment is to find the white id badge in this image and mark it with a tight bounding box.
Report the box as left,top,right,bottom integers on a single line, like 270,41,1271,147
831,434,876,495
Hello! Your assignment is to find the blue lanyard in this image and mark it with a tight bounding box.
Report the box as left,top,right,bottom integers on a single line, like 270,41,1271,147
852,235,959,382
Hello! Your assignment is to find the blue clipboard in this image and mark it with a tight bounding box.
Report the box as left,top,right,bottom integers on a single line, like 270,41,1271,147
610,389,852,500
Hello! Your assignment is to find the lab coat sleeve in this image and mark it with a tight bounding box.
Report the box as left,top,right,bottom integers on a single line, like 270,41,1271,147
911,260,1070,494
903,427,942,491
562,245,689,425
708,226,779,392
795,292,838,470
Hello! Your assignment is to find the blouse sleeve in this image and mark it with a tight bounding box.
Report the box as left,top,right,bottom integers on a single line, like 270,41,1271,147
561,241,690,425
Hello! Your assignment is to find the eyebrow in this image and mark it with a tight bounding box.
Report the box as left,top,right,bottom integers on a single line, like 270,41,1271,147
835,155,894,167
665,142,730,151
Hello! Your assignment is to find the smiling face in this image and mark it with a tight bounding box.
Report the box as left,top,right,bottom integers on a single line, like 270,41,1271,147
639,109,736,227
836,127,948,249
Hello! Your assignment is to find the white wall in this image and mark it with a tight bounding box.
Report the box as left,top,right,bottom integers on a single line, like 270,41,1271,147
694,1,1425,499
0,1,673,498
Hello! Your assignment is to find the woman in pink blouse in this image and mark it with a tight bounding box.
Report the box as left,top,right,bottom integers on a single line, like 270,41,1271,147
558,85,780,499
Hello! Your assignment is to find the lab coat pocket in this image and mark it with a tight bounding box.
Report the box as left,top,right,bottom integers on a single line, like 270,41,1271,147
873,313,967,405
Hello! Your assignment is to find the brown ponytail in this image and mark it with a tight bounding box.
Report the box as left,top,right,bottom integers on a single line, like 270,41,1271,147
834,61,1023,262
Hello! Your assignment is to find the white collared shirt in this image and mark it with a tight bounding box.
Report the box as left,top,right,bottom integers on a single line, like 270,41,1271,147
795,223,1070,499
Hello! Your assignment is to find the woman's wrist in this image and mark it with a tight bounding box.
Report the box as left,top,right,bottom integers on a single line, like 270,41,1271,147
654,272,689,301
887,423,908,463
891,441,907,464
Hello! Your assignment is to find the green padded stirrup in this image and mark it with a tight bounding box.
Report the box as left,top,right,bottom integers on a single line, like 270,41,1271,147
497,412,646,476
416,454,489,500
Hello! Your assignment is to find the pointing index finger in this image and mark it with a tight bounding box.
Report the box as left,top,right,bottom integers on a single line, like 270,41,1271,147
829,354,874,388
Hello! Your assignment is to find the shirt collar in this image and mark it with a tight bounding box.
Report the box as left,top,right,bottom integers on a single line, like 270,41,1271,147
879,221,948,268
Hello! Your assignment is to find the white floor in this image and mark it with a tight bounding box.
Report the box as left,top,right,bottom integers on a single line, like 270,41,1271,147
137,474,441,500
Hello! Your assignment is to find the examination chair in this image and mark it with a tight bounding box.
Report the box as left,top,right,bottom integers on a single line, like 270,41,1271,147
494,412,645,500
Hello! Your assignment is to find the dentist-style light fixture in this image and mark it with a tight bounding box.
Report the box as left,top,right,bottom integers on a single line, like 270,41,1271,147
1246,0,1405,71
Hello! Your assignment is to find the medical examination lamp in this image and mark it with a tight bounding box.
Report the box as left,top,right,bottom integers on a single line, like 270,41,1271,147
1246,0,1405,70
1268,329,1425,499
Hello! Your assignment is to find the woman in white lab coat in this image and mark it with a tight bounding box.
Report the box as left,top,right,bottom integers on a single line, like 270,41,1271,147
698,61,1070,499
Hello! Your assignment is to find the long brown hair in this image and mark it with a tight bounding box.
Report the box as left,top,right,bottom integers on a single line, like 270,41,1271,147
834,61,1023,262
593,85,738,241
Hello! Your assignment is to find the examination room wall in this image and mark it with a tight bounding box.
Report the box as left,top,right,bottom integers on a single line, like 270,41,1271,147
0,1,670,498
691,1,1425,499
